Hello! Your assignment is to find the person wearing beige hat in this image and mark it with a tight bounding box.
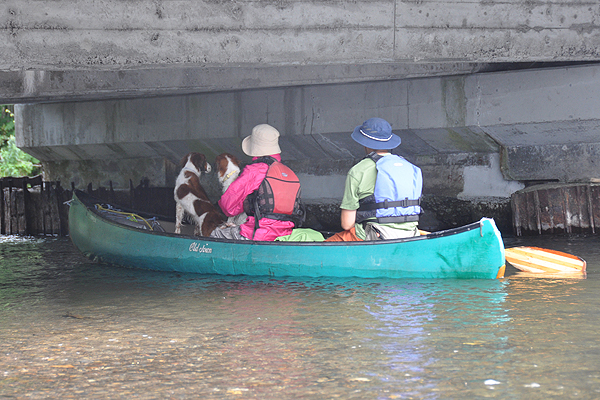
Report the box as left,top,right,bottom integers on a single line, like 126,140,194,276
211,124,303,241
241,124,282,157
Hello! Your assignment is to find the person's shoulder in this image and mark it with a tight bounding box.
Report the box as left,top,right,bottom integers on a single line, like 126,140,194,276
246,160,269,169
350,157,376,172
385,154,421,169
346,157,376,182
239,161,269,178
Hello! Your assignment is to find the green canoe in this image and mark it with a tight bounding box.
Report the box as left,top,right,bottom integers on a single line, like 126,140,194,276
68,191,506,279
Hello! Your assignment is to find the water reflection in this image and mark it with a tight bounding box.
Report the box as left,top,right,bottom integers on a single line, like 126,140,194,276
1,236,600,398
361,280,510,398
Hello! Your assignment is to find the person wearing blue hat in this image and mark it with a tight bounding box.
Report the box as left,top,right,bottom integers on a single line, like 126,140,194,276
326,118,423,241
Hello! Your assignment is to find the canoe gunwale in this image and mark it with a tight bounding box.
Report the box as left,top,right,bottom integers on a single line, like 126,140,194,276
73,190,487,247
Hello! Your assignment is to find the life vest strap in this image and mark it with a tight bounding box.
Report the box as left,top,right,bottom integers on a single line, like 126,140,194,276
358,197,421,211
378,215,419,223
362,214,420,224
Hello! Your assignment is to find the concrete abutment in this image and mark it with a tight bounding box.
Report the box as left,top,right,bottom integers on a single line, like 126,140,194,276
14,64,600,233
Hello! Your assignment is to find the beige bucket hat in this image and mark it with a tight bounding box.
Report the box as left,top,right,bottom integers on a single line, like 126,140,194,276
241,124,281,157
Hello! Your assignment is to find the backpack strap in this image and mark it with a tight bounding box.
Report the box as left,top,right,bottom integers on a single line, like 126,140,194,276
252,156,277,166
365,151,383,163
252,198,261,240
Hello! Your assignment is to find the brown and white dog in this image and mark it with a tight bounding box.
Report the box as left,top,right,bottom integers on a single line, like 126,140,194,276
214,152,247,226
215,152,241,193
174,152,223,236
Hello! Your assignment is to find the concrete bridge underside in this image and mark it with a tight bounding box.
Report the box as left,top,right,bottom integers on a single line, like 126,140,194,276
3,0,600,231
13,64,600,232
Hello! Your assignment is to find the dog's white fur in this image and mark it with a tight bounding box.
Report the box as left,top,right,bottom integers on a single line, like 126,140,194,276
217,153,241,193
214,153,247,226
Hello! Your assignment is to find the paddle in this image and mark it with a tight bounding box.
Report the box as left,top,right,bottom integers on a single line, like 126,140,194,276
418,230,586,277
504,246,586,275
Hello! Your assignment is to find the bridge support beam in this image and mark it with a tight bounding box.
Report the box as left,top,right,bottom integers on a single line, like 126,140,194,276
14,64,600,231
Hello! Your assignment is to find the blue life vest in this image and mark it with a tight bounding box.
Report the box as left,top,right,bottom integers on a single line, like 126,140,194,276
356,152,422,224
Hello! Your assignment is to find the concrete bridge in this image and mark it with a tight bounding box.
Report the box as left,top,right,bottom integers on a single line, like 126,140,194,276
3,0,600,231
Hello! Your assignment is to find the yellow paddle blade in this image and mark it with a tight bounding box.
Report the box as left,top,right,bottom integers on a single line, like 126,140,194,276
505,246,586,274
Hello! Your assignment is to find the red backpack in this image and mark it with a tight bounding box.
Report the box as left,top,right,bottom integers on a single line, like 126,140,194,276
244,157,304,231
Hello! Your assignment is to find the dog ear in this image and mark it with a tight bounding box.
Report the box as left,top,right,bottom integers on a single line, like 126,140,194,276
215,153,227,177
227,153,241,167
215,153,241,177
190,153,209,172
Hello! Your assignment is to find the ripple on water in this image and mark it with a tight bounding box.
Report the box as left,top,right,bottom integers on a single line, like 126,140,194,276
1,236,600,398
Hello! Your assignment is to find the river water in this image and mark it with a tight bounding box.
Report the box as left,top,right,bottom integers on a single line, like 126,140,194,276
1,234,599,399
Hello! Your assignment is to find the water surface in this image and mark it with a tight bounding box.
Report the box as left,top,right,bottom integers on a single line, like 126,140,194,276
1,235,599,398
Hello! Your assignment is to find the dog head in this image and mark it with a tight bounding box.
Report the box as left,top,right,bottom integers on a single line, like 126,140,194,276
215,153,241,188
179,152,211,175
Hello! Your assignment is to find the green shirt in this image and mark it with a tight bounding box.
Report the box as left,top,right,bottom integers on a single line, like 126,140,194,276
340,156,418,240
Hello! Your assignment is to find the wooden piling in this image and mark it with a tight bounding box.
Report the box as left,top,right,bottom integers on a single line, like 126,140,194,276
511,182,600,236
1,176,176,237
0,175,69,236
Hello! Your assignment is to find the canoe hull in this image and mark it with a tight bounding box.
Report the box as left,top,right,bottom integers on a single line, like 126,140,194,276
69,191,505,279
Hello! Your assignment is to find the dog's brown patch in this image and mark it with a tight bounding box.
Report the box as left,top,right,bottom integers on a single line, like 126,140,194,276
175,184,191,201
189,153,208,173
186,173,209,198
215,153,241,178
200,209,224,237
192,197,215,217
179,152,209,172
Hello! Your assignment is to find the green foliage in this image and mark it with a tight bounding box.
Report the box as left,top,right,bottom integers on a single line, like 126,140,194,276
0,136,41,177
1,105,15,148
0,105,41,178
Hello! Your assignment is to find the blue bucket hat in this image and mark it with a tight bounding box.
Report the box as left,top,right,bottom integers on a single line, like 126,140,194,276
351,118,401,150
